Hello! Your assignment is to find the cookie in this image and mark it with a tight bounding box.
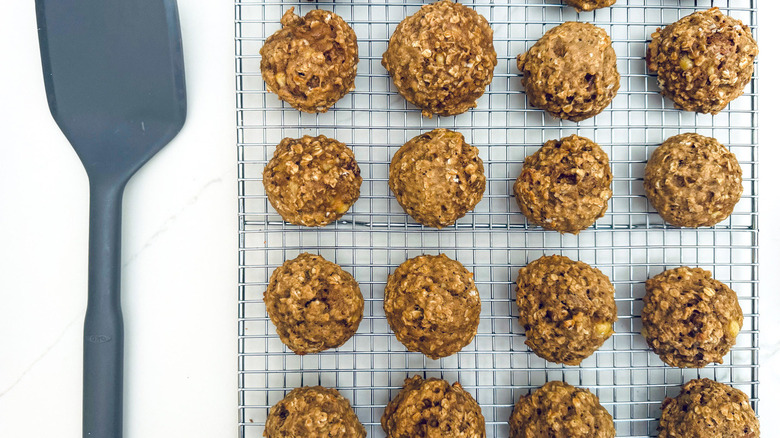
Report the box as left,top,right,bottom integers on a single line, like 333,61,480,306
385,254,481,359
389,129,486,228
264,386,367,438
659,379,758,438
642,267,743,368
509,381,615,438
563,0,616,12
515,255,617,365
263,135,362,227
382,0,497,117
514,135,612,234
517,22,620,122
382,376,485,438
264,253,364,354
260,8,358,113
644,133,742,228
647,7,758,114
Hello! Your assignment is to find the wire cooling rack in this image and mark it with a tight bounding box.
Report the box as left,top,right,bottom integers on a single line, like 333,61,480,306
236,0,758,436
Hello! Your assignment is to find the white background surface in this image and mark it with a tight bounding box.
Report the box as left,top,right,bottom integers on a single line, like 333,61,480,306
0,1,776,437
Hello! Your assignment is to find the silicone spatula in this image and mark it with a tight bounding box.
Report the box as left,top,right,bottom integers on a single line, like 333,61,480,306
35,1,186,436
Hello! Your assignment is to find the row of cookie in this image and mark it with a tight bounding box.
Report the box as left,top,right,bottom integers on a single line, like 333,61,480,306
263,378,758,437
265,253,744,369
263,131,743,232
260,3,757,120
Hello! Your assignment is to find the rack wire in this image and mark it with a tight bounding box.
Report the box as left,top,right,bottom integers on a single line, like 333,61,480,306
236,0,758,436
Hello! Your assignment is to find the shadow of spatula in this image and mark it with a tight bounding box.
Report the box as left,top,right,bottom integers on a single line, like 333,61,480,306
35,1,186,436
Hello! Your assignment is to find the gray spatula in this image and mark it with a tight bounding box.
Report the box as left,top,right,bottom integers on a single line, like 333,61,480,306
35,1,186,436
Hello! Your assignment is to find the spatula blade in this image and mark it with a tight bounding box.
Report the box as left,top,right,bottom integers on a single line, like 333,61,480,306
37,0,186,180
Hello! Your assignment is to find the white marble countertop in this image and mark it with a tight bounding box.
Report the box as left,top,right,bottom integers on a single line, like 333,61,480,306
0,1,777,436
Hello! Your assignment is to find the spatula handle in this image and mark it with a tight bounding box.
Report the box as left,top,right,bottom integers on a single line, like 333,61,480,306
83,180,125,438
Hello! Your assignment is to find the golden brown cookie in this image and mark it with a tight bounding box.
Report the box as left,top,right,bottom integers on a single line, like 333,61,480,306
264,253,364,355
647,7,758,114
644,133,742,228
263,135,362,227
642,267,743,368
658,379,758,438
385,254,481,360
517,22,619,122
514,135,612,234
260,8,358,113
509,381,615,438
264,386,367,438
382,0,497,117
389,129,486,228
515,255,616,365
563,0,616,12
382,376,486,438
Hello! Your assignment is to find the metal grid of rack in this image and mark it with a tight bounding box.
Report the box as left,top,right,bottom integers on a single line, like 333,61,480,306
236,0,758,436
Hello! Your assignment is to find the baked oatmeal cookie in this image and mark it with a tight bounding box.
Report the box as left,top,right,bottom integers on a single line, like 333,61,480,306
264,253,364,355
563,0,616,12
260,8,358,113
509,381,615,438
385,254,480,359
382,376,486,438
382,0,497,117
517,22,620,122
647,7,758,114
642,267,743,368
389,129,486,228
514,135,613,234
264,386,367,438
644,133,742,228
658,378,758,438
515,255,617,365
263,135,362,227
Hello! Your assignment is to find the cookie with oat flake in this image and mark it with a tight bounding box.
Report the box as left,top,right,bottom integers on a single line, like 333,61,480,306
263,135,361,227
642,267,743,368
385,254,481,360
264,253,363,355
265,386,366,438
647,7,758,114
260,8,358,113
383,0,497,117
658,379,758,438
389,129,486,229
382,376,486,438
509,381,615,438
517,22,620,122
644,133,742,228
515,255,617,365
